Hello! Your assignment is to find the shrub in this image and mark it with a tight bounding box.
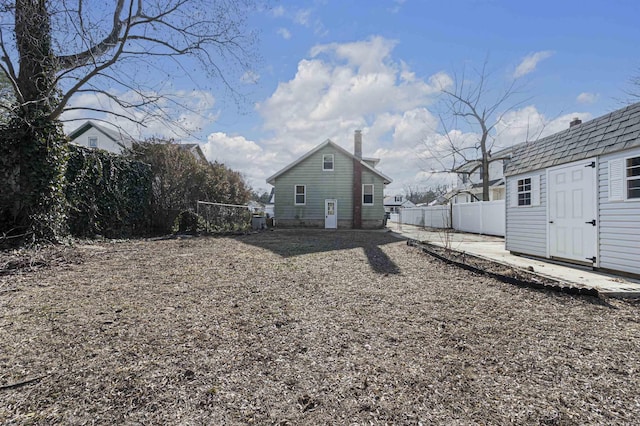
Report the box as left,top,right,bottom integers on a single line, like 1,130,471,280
172,210,205,235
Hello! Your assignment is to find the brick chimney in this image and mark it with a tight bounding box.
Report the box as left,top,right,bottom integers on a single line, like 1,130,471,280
353,130,363,229
570,117,582,128
354,130,362,158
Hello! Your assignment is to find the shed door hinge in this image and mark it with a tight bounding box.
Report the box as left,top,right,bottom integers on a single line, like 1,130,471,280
585,256,596,263
585,219,596,226
585,161,596,168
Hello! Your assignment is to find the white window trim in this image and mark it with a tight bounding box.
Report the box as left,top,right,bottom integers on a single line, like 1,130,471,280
625,155,640,200
362,184,374,206
322,154,334,171
510,175,540,207
517,177,532,206
294,184,306,205
608,156,640,202
88,136,98,148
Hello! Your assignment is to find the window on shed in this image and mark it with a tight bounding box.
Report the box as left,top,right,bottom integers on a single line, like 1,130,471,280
517,177,532,206
88,136,98,148
363,184,374,205
626,156,640,199
294,185,306,205
322,154,334,171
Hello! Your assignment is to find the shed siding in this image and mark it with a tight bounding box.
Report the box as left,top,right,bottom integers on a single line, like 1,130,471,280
505,172,547,257
598,147,640,275
273,145,386,227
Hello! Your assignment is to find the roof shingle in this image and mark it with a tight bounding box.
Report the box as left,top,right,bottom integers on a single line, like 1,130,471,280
505,102,640,176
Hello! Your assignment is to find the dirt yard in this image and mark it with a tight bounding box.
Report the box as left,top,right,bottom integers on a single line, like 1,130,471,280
1,229,639,425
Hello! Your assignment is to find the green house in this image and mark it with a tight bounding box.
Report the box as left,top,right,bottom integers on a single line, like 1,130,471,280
266,131,392,229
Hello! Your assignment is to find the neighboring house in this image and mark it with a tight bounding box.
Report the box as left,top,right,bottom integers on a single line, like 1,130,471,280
177,143,208,163
247,200,265,214
504,102,640,276
266,130,392,229
383,195,416,213
68,120,133,154
264,188,275,218
450,147,513,204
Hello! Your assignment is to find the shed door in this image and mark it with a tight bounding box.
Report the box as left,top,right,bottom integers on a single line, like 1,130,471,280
325,199,337,229
548,160,597,264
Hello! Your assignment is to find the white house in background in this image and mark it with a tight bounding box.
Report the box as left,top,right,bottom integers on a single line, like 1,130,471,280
505,102,640,276
68,120,133,154
247,200,265,214
449,147,514,204
383,194,416,213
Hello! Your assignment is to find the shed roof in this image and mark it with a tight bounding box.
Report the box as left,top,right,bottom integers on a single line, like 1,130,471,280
505,102,640,176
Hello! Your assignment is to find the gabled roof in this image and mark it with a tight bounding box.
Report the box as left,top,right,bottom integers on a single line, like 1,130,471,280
505,102,640,177
177,143,207,163
67,120,128,143
266,139,392,185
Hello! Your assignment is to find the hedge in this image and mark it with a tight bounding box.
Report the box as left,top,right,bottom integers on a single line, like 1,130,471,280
65,145,152,238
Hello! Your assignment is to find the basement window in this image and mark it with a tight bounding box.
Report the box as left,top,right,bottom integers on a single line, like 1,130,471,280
294,185,306,205
627,156,640,199
363,184,374,205
323,154,334,171
517,177,531,206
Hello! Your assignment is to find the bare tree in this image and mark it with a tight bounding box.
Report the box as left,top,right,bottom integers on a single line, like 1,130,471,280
0,0,258,242
424,60,534,201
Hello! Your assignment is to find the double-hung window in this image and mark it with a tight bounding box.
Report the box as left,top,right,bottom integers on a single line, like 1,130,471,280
517,178,532,206
323,154,334,171
626,156,640,199
294,185,306,205
363,184,374,205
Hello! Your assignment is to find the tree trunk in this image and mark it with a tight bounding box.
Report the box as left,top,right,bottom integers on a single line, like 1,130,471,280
0,0,68,243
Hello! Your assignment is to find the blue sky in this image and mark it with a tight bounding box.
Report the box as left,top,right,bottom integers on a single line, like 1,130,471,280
64,0,640,194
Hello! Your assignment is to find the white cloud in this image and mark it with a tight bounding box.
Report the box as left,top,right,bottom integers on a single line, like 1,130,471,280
62,89,217,140
271,5,285,17
577,92,599,104
202,132,277,189
255,36,452,192
294,9,311,26
241,70,260,84
494,105,591,148
390,0,407,13
277,27,291,40
513,50,554,79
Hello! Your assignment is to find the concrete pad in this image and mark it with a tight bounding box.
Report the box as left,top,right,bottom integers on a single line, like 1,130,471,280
386,223,640,298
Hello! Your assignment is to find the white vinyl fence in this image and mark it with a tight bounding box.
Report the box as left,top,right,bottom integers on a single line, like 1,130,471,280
452,200,505,236
390,200,505,237
395,206,451,228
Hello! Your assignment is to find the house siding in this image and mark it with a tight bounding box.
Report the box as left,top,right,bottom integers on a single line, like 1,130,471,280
273,145,386,228
505,172,547,257
70,128,127,154
598,147,640,275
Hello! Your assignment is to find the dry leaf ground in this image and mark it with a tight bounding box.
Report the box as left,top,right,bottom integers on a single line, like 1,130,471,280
1,229,639,425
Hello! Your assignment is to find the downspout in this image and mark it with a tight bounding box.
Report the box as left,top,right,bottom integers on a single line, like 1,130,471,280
353,130,363,229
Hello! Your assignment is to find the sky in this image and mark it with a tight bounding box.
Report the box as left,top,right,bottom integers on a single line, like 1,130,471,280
62,0,640,195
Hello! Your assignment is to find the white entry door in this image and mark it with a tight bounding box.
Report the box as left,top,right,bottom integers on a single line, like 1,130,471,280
325,199,337,229
548,159,597,264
